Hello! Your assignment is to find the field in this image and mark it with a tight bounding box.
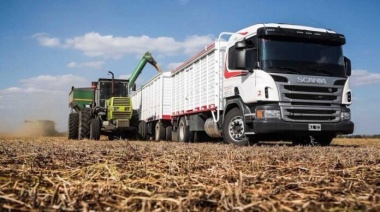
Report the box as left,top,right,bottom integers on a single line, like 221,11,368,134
0,137,379,211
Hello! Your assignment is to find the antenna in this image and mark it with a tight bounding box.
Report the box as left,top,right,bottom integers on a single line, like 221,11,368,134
307,17,330,30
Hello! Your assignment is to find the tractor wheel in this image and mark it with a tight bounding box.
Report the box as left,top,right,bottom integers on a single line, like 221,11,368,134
90,118,101,141
223,108,249,146
178,117,193,142
78,108,91,139
68,113,79,140
138,121,148,141
165,126,172,141
130,110,139,128
154,122,166,141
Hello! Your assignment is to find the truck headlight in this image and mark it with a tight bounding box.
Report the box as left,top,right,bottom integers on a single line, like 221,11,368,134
113,107,120,112
256,109,281,119
341,111,350,120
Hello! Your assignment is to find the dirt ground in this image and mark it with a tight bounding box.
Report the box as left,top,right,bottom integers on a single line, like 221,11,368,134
0,137,379,211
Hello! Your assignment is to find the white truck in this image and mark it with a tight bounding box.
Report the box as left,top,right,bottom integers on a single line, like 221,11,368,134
130,72,172,141
135,23,354,145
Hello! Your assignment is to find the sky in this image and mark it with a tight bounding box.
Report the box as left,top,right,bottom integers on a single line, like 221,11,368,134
0,0,379,135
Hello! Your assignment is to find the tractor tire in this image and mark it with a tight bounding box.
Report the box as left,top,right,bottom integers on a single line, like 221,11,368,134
78,108,91,140
223,108,249,146
154,122,166,141
130,110,139,128
90,118,101,141
165,126,172,141
178,117,193,142
138,121,148,141
68,113,79,140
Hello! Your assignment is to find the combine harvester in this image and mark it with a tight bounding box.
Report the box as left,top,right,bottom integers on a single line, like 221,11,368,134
132,23,354,146
68,52,161,140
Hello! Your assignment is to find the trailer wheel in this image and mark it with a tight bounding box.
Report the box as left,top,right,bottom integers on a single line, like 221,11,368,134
78,108,91,140
138,121,148,141
90,118,101,141
178,117,193,142
165,126,172,141
223,108,249,146
68,113,79,140
313,135,334,146
155,122,166,141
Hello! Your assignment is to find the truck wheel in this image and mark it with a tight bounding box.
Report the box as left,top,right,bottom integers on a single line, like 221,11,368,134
68,113,79,140
165,126,172,141
78,108,91,139
178,117,193,142
155,122,166,141
223,108,249,146
313,135,334,146
108,134,114,141
292,136,310,146
138,121,148,141
90,118,101,141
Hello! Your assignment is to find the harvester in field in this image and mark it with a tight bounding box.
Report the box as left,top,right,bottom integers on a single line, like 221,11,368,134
68,52,161,140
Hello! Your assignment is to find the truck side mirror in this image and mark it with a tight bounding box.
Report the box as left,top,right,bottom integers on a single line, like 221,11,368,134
344,57,351,76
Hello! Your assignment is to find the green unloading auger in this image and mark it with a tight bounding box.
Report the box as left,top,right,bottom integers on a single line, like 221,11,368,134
128,52,162,90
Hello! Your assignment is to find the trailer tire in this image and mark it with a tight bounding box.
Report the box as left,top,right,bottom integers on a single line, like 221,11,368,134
155,122,166,141
78,108,91,140
313,135,334,146
68,113,79,140
223,108,249,146
138,121,148,141
90,118,101,141
165,126,172,141
178,117,193,142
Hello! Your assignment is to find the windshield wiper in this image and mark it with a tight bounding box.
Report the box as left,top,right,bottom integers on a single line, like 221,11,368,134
306,68,333,76
266,66,301,74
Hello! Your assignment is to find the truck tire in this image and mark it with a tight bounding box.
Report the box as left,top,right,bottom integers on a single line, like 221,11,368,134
223,108,249,146
90,118,101,141
138,121,148,141
178,117,193,142
68,113,79,140
165,126,172,141
155,122,166,141
313,135,334,146
78,108,91,139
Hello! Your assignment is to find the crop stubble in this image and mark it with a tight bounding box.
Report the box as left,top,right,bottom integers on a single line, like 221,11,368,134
0,137,379,211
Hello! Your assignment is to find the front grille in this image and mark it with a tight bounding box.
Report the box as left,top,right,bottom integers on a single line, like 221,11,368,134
113,98,131,106
281,106,340,122
112,111,131,119
284,85,337,93
284,93,337,101
276,76,345,123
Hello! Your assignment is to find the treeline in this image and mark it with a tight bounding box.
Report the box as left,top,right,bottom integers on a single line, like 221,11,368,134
338,134,380,138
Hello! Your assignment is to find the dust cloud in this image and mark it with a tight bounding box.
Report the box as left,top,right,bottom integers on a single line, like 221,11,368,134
0,120,65,137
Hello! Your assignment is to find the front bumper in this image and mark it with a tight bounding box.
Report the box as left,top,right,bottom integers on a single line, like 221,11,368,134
248,118,354,135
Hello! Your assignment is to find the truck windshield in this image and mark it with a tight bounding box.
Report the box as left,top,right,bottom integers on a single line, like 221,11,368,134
260,38,345,77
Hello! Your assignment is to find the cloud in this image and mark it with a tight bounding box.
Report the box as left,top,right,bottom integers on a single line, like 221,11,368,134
67,61,105,69
33,33,62,47
351,70,380,86
35,32,215,59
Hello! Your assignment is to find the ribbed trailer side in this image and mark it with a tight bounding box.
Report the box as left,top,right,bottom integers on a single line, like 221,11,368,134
171,42,226,116
130,87,142,117
131,72,172,121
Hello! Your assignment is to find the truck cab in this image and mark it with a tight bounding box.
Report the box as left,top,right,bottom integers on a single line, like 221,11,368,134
222,23,354,145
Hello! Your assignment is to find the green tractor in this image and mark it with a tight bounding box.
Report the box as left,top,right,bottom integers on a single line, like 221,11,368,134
67,52,161,140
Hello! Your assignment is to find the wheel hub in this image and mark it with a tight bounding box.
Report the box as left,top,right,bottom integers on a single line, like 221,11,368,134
229,116,245,141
